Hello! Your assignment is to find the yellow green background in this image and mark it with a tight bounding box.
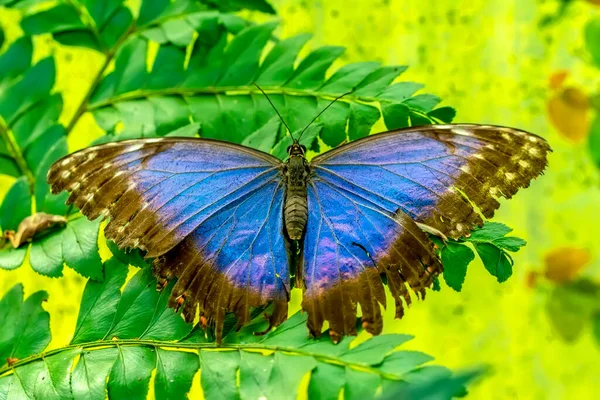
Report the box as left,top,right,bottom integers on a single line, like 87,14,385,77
1,0,599,398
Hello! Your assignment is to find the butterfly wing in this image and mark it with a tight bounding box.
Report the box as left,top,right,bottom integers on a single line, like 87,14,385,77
48,138,289,341
303,124,550,339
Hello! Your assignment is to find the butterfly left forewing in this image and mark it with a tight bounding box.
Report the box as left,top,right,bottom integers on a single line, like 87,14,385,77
303,124,550,339
48,138,290,342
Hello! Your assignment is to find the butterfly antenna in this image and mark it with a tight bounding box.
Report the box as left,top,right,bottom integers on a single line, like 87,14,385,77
254,84,293,139
296,91,352,142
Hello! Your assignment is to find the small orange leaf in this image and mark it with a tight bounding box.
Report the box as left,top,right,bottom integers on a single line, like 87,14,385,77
585,0,600,5
544,247,591,283
547,86,590,143
6,357,18,366
549,70,569,90
525,270,540,289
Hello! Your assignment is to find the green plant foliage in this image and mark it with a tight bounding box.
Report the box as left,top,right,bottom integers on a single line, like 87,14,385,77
0,260,470,400
85,23,453,153
546,279,600,344
435,222,527,290
585,17,600,69
0,284,51,365
589,116,600,169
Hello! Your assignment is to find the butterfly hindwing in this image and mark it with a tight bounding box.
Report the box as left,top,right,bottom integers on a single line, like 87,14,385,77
302,179,441,341
48,138,290,341
303,124,550,338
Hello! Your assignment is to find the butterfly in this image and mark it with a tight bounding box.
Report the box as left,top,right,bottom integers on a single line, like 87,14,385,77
47,122,550,343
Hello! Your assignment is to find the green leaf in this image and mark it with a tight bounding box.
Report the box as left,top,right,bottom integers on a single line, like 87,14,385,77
107,240,150,268
307,363,345,400
379,350,435,376
286,46,345,90
28,218,103,279
382,102,410,129
344,366,380,399
492,236,527,252
378,81,424,102
20,0,133,52
428,106,456,123
389,369,484,400
200,350,240,400
441,242,475,292
0,177,31,231
71,348,119,399
0,247,27,270
467,222,513,242
354,66,408,96
107,346,156,400
239,350,274,399
585,18,600,69
155,349,198,400
241,116,282,152
205,0,276,14
320,62,381,94
593,312,600,347
403,93,441,112
339,334,412,365
473,243,513,283
546,279,600,343
0,285,50,367
219,22,278,86
459,221,527,283
71,258,129,344
348,102,380,140
268,353,317,399
589,116,600,169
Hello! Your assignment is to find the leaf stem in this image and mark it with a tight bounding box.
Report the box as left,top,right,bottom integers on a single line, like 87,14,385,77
0,115,34,191
85,86,438,122
0,338,405,381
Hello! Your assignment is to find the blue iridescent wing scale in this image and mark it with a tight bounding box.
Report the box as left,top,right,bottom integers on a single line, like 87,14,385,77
47,138,289,342
303,124,550,339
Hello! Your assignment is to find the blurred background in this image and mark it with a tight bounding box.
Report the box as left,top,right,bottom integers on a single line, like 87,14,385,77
1,0,599,398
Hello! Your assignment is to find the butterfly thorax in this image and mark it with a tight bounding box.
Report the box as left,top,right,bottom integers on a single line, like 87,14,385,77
283,145,310,240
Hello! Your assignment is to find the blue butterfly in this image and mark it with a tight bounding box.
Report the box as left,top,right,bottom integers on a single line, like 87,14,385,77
47,123,550,343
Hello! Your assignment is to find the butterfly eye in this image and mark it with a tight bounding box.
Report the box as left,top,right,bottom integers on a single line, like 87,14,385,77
286,145,293,154
300,145,307,153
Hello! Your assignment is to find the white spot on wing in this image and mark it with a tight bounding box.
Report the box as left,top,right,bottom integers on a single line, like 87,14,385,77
505,172,516,181
61,170,71,179
459,165,470,173
126,144,144,152
451,128,474,137
528,147,540,157
145,138,163,143
518,160,530,169
70,182,81,191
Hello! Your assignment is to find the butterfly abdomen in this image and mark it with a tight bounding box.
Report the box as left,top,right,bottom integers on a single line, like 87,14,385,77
284,156,309,240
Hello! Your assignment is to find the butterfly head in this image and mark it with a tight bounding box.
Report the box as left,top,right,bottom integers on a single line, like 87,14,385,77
287,142,306,157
